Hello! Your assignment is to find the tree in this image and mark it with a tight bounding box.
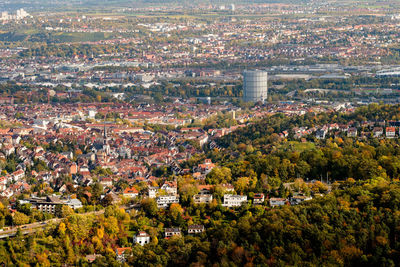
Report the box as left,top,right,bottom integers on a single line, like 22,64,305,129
91,182,104,203
234,177,250,193
141,198,158,217
206,167,232,185
104,216,119,236
169,203,183,222
101,194,114,207
13,211,30,225
58,222,66,236
179,183,199,204
61,205,74,218
311,181,329,194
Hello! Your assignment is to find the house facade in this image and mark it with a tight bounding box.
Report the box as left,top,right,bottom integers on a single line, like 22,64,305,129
156,194,179,208
165,228,181,237
253,193,265,205
188,224,205,234
123,186,139,198
134,231,151,246
269,197,287,207
222,194,247,207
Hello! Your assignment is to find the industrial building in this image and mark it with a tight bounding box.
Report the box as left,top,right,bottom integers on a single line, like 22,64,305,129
243,70,268,103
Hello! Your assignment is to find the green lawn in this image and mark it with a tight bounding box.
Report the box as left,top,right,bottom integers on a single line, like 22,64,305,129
279,141,316,153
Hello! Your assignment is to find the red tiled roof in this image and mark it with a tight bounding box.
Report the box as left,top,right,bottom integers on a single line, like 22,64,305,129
116,247,131,256
123,187,138,194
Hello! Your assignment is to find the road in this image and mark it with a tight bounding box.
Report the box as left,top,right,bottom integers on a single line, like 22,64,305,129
0,209,105,239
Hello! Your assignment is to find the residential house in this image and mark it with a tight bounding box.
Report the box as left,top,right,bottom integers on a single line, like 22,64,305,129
161,181,177,195
222,194,247,208
134,231,151,246
11,169,25,181
193,185,213,204
115,247,131,262
85,254,101,263
101,191,121,205
165,228,181,238
373,127,383,138
3,144,15,156
347,127,358,137
156,194,179,208
0,176,6,191
220,183,235,193
193,193,213,204
269,197,287,207
123,186,139,198
99,177,113,187
188,224,205,234
253,193,265,205
69,162,78,175
148,186,159,198
196,159,215,174
386,127,396,138
329,123,339,131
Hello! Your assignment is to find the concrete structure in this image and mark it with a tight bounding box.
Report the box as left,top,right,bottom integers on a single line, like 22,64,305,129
20,196,64,214
243,70,268,103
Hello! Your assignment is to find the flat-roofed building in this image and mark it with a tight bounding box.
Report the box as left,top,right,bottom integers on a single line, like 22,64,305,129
222,194,247,207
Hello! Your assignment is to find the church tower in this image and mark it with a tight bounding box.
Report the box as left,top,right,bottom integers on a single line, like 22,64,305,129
103,122,110,156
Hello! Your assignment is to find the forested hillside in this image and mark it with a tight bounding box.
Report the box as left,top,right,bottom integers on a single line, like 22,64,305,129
1,181,399,266
209,104,400,184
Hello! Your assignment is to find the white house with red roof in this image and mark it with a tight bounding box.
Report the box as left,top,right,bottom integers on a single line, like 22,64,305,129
134,231,151,246
161,181,177,195
123,186,139,198
11,169,25,181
